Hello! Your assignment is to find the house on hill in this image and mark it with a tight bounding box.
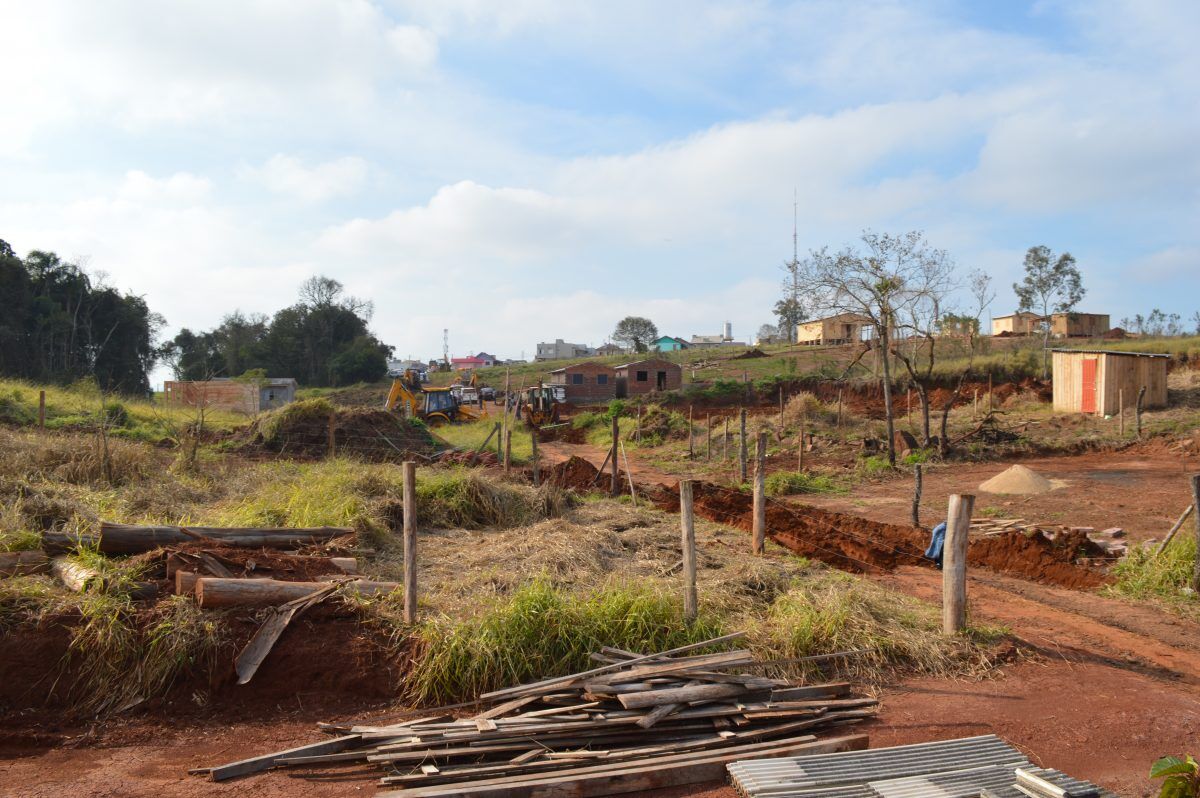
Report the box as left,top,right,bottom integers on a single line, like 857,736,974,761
991,311,1044,336
652,336,689,352
613,358,682,396
796,313,870,345
164,377,297,414
450,356,489,371
536,339,597,361
1049,313,1109,338
548,362,616,404
596,343,625,356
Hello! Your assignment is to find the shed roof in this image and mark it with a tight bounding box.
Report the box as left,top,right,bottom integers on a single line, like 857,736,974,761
614,358,680,369
1052,348,1169,358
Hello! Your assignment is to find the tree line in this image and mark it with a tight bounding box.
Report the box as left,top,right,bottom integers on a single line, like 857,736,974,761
0,238,392,394
0,239,162,394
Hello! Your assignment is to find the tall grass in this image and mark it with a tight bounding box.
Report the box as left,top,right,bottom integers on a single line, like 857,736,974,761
403,581,723,704
750,570,996,680
417,470,568,529
435,417,532,463
1110,537,1198,613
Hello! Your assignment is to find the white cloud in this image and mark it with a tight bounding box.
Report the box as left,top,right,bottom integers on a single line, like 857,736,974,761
240,155,370,202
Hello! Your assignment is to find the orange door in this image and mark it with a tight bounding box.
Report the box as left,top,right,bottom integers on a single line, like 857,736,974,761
1080,358,1097,414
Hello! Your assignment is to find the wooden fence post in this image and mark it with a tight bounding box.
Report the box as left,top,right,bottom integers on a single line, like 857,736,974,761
911,464,923,527
972,389,978,420
680,479,697,622
778,386,784,432
1119,389,1125,437
798,407,807,472
496,421,503,461
688,406,694,459
327,412,336,458
402,461,417,624
987,374,993,412
610,415,619,497
739,408,748,483
636,404,642,444
836,389,844,429
1136,386,1146,438
723,417,729,461
942,493,974,635
751,432,767,554
38,390,46,429
503,427,512,473
531,431,539,487
1191,475,1200,593
706,414,712,462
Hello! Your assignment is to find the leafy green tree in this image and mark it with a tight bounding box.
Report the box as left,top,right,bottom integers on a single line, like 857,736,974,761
612,317,658,353
0,239,162,394
1013,245,1084,378
774,298,807,342
1150,754,1199,798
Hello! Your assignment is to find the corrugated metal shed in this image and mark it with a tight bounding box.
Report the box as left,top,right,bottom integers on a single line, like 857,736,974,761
728,735,1115,798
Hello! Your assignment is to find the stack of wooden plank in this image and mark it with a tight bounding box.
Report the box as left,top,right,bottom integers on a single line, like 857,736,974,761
193,633,872,797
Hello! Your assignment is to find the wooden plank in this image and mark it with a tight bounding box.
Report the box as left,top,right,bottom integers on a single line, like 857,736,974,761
478,632,746,702
584,650,752,686
0,550,49,577
377,734,868,798
196,734,363,781
617,682,748,709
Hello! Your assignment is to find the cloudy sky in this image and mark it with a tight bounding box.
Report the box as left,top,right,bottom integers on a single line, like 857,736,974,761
2,1,1198,380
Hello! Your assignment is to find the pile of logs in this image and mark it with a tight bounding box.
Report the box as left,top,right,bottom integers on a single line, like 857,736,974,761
193,633,872,797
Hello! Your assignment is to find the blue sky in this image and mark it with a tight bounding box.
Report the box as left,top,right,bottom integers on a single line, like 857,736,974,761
1,0,1197,379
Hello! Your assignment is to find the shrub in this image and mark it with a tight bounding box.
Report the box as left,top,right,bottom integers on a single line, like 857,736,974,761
765,471,844,496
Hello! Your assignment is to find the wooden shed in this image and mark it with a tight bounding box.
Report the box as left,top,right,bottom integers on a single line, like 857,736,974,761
548,362,616,404
1051,349,1168,415
614,359,682,397
795,313,871,345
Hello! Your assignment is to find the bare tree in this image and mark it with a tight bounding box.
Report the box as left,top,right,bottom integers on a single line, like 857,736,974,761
889,254,957,447
801,231,954,466
936,269,995,455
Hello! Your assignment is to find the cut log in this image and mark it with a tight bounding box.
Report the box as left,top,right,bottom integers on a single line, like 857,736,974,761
43,522,352,555
175,570,198,595
0,550,49,577
51,557,101,592
330,557,358,574
195,577,400,608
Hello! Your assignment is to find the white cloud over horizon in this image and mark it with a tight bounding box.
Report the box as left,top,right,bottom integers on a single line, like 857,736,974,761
1,0,1198,385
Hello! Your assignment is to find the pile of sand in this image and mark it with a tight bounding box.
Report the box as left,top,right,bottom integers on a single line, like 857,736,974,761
979,464,1054,495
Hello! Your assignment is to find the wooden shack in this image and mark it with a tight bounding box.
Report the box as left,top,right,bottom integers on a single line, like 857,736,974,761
548,362,616,404
1049,312,1109,338
613,358,682,397
1051,349,1167,415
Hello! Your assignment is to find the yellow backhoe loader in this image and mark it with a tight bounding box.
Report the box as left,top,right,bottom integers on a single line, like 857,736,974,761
385,370,488,425
515,384,561,427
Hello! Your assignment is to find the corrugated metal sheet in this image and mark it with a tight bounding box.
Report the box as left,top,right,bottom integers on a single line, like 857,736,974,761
727,735,1115,798
1049,348,1169,358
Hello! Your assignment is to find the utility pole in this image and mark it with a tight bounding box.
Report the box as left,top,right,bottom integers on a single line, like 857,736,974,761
442,328,450,369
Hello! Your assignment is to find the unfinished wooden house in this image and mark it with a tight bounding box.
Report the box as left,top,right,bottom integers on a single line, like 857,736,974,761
1051,349,1167,415
1049,312,1109,338
613,359,681,397
548,362,616,404
991,311,1043,336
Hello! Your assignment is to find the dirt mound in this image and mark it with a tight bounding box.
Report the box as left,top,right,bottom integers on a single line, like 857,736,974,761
437,450,500,466
969,532,1108,589
545,456,602,490
733,348,768,359
246,401,440,461
650,480,1107,590
979,464,1054,495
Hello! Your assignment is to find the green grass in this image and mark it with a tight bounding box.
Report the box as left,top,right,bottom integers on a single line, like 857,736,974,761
1109,536,1198,615
400,580,723,704
0,378,247,442
416,469,568,529
434,417,532,463
765,471,846,497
